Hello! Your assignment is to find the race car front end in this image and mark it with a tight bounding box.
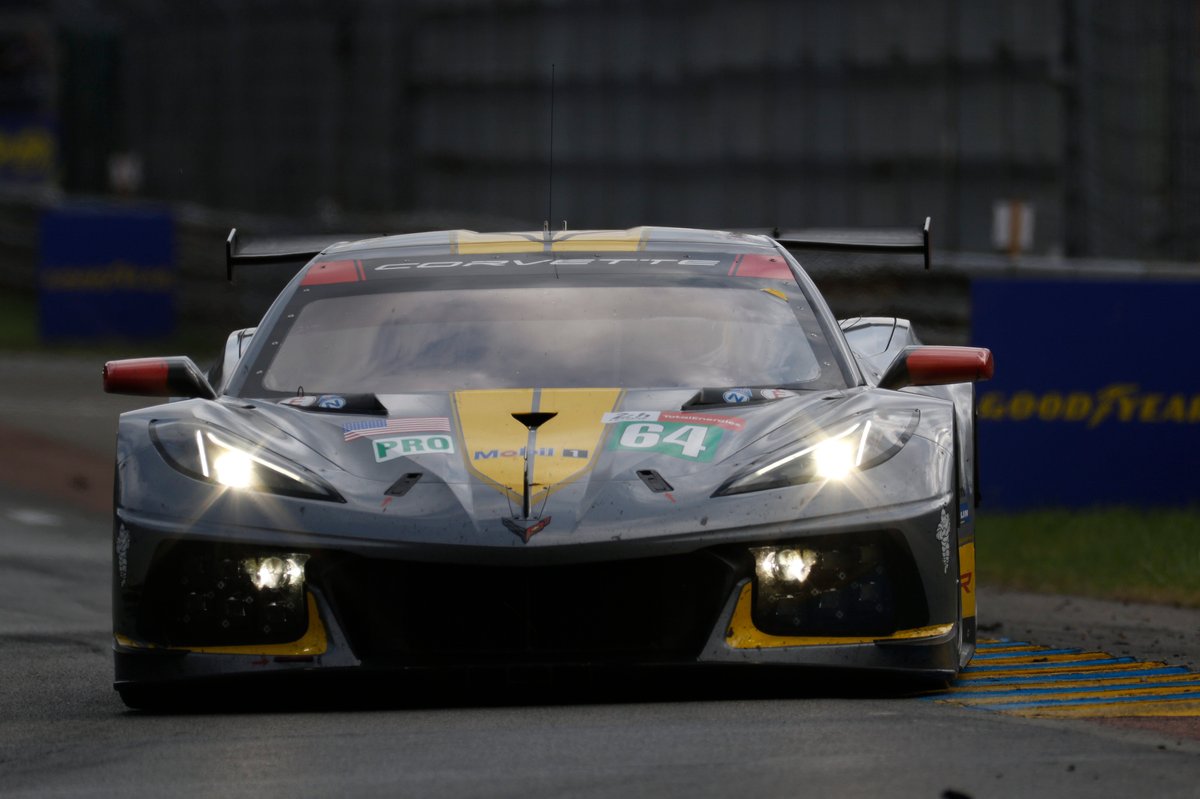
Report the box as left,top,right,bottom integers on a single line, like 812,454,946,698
110,391,968,696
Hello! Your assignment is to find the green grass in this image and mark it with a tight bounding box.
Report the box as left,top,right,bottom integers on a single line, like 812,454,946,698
976,508,1200,607
0,290,39,349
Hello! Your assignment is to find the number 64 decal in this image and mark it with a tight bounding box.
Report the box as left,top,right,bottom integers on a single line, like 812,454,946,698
609,422,723,462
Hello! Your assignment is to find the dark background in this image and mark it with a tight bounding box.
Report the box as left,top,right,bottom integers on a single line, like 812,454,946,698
5,0,1198,259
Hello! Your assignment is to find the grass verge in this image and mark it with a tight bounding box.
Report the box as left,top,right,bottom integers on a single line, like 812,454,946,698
976,508,1200,607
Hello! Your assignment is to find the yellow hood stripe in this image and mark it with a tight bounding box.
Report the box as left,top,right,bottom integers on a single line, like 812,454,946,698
453,388,623,503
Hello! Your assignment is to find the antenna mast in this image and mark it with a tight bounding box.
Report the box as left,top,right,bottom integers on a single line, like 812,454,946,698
546,63,555,225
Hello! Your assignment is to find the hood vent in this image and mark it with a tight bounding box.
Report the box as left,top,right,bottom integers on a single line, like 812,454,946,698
637,469,674,493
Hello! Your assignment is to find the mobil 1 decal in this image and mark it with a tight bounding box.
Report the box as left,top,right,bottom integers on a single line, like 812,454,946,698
603,412,744,462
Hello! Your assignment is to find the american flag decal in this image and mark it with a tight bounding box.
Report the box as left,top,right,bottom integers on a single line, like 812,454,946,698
343,417,452,441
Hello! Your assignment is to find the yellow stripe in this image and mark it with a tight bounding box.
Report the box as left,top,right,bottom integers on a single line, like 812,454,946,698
551,228,648,252
454,389,535,501
957,661,1169,680
972,645,1049,654
972,651,1112,666
453,230,544,254
453,388,623,503
532,389,623,500
725,583,953,648
1007,699,1200,718
959,541,976,619
950,685,1200,706
113,592,328,656
945,672,1200,693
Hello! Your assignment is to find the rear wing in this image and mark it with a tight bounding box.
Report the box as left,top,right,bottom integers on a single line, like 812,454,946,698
772,217,932,270
225,228,382,282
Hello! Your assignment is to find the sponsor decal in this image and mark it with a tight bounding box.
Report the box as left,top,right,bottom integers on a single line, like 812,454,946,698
373,434,456,462
978,384,1200,426
758,388,797,400
279,395,317,408
935,508,951,573
316,395,347,410
722,388,752,404
601,411,745,432
959,502,971,526
601,411,660,424
343,417,452,441
454,387,622,508
473,447,588,460
608,421,724,462
375,257,723,272
959,571,973,593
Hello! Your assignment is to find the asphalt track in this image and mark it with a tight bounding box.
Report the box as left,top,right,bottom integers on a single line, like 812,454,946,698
1,354,1198,798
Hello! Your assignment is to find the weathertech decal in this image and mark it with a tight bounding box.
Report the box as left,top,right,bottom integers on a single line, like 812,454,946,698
601,411,745,432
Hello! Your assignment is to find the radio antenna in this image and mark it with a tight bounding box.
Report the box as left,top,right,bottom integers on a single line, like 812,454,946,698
546,63,556,225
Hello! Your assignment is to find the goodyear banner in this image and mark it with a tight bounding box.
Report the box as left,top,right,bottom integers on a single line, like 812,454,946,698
971,278,1200,509
38,205,175,340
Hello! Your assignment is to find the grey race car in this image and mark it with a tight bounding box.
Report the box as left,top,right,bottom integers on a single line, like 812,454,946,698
103,223,992,707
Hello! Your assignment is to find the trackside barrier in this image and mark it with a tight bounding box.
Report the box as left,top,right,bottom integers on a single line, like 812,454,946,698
970,278,1200,509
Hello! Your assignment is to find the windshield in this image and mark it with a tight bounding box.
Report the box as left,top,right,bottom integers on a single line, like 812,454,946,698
249,282,847,394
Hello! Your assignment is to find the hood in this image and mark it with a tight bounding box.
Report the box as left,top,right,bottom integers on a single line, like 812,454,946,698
223,386,903,544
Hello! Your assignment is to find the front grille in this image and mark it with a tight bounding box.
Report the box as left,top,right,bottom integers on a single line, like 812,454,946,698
322,552,736,665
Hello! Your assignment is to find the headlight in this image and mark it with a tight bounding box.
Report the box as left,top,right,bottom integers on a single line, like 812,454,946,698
151,421,344,501
714,410,919,496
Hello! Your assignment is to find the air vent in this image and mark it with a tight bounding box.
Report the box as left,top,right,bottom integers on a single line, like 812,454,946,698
637,470,673,493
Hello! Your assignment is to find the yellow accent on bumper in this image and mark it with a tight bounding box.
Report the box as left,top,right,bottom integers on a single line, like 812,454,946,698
959,540,975,619
724,583,953,649
113,592,329,656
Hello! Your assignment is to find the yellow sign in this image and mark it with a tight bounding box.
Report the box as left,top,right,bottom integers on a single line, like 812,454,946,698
979,384,1200,426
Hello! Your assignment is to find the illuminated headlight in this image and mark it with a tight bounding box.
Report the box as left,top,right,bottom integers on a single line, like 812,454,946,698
151,421,343,501
246,554,308,591
714,410,919,496
757,547,818,585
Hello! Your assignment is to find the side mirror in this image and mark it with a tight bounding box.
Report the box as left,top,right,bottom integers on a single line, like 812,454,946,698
103,356,217,400
878,346,994,390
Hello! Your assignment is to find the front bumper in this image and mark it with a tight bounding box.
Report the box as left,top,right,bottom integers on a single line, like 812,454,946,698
114,500,963,689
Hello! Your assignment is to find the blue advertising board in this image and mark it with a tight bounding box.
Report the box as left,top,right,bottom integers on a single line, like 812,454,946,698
971,278,1200,509
38,205,175,340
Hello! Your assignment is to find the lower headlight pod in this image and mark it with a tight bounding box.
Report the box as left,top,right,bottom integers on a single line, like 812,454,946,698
140,545,312,647
150,420,343,501
714,410,919,496
750,534,924,637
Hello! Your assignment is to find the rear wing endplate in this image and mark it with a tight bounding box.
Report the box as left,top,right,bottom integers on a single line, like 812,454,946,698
225,228,382,282
772,217,932,270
